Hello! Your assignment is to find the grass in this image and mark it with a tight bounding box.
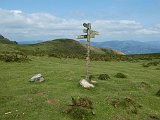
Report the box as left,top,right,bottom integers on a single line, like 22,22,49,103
0,56,160,120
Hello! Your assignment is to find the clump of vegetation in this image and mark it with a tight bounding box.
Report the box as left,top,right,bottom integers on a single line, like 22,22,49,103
156,90,160,97
110,97,142,114
133,81,151,90
98,74,110,80
0,53,30,62
114,73,127,78
64,97,94,120
155,68,160,70
148,113,160,120
142,61,160,67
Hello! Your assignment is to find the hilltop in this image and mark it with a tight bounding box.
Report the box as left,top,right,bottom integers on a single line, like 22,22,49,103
0,37,124,58
0,34,17,44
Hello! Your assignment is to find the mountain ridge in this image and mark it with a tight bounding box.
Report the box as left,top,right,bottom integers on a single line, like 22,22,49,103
80,40,160,54
0,34,17,44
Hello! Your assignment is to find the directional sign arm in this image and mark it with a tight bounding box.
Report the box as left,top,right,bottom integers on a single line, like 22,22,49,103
76,35,87,39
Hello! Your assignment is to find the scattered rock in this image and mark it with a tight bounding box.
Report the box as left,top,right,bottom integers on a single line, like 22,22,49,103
30,73,44,82
90,80,97,85
80,79,94,88
5,111,12,115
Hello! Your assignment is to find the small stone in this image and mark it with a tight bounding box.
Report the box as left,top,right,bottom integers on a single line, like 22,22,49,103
5,112,11,115
30,73,44,82
80,79,94,88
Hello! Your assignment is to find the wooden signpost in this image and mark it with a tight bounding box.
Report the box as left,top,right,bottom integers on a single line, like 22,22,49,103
76,23,99,82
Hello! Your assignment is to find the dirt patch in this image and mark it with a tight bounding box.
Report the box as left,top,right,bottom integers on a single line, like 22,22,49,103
35,92,47,97
47,99,58,105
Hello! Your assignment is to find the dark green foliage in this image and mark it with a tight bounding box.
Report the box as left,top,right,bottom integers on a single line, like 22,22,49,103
98,73,110,80
64,97,94,120
156,68,160,70
114,73,127,78
0,53,30,62
133,81,151,90
110,97,142,114
143,61,160,67
156,90,160,97
142,63,150,67
148,114,160,120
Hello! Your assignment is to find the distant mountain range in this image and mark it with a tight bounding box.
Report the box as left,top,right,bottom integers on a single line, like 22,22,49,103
17,40,45,44
80,40,160,54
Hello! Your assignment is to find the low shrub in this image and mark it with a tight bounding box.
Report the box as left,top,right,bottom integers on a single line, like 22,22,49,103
142,61,160,67
98,74,110,80
148,114,160,120
142,63,150,67
110,97,142,114
133,81,151,90
114,73,127,78
0,53,30,62
64,97,94,120
156,90,160,97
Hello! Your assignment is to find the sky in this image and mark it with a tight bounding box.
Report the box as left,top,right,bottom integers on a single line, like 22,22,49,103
0,0,160,42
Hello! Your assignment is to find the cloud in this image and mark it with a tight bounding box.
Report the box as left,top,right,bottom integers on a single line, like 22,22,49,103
0,8,160,41
136,29,160,35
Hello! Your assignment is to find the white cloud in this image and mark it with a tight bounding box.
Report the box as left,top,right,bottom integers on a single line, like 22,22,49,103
136,29,160,35
0,8,160,41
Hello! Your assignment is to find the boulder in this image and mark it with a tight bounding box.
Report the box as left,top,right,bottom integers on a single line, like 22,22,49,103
30,73,44,82
80,79,94,88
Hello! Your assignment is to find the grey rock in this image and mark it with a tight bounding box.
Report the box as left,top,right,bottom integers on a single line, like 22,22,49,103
30,73,44,82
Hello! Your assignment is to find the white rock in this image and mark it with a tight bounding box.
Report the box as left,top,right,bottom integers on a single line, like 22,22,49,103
80,79,94,88
90,80,97,84
30,73,44,82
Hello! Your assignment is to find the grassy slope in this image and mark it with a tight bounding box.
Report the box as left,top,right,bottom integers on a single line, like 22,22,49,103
0,39,106,55
0,35,17,44
0,56,160,120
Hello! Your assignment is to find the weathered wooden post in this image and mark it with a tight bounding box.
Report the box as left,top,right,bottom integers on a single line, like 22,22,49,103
77,23,99,82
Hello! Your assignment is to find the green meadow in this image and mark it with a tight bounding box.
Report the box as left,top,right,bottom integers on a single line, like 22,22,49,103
0,56,160,120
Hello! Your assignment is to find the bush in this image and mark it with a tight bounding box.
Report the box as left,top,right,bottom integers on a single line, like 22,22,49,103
110,97,142,114
156,90,160,97
114,73,127,78
0,53,30,62
148,114,160,120
133,81,151,90
98,74,110,80
64,97,94,120
142,61,160,67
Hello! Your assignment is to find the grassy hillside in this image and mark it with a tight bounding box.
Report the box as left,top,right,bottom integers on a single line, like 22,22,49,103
0,34,17,44
0,56,160,120
0,38,125,61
